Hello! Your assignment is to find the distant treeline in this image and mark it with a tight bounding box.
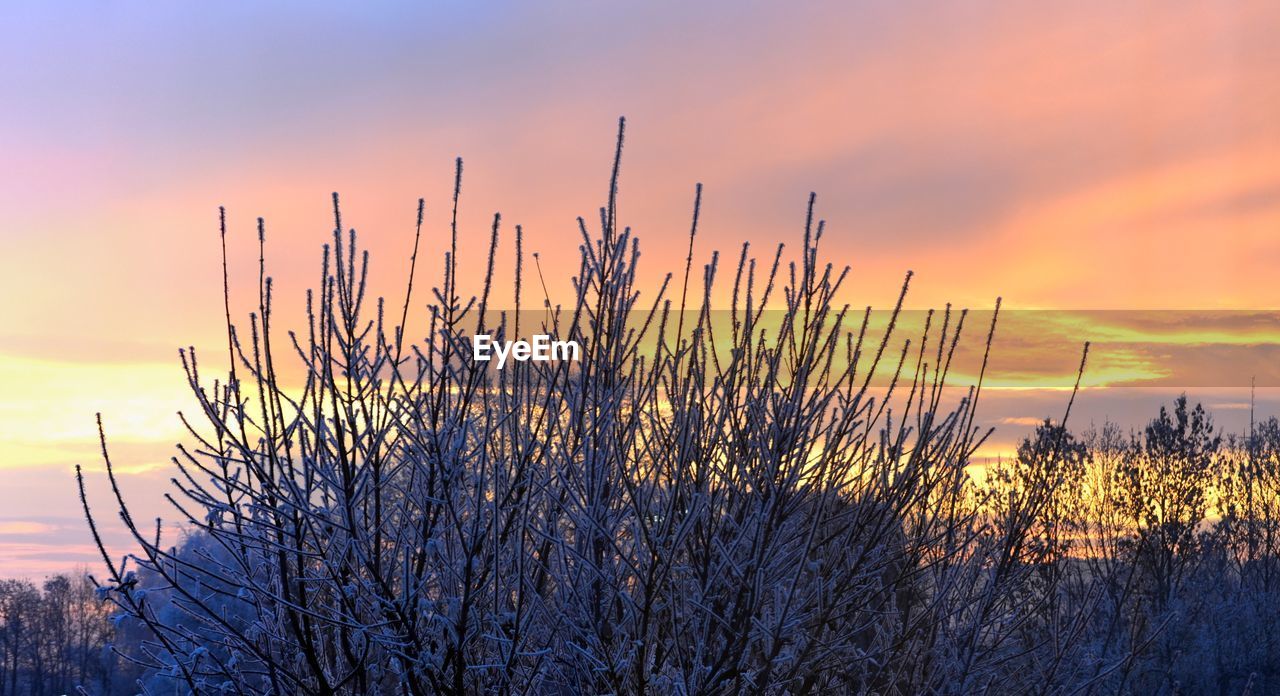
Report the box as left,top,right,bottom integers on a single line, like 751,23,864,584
0,572,138,695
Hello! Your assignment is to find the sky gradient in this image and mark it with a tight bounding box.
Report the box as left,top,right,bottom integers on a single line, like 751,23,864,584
2,0,1280,577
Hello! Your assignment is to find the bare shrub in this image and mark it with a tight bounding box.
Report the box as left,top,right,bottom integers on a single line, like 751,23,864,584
79,121,1150,695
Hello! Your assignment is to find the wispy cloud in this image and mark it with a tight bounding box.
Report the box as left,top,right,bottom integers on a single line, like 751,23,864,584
2,0,1279,577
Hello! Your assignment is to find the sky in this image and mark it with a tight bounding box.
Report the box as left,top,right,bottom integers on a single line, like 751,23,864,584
2,0,1279,578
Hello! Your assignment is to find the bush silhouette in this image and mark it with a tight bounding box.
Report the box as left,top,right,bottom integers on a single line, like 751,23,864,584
77,121,1274,695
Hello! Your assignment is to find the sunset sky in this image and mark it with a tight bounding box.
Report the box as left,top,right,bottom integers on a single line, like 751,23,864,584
3,0,1280,577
